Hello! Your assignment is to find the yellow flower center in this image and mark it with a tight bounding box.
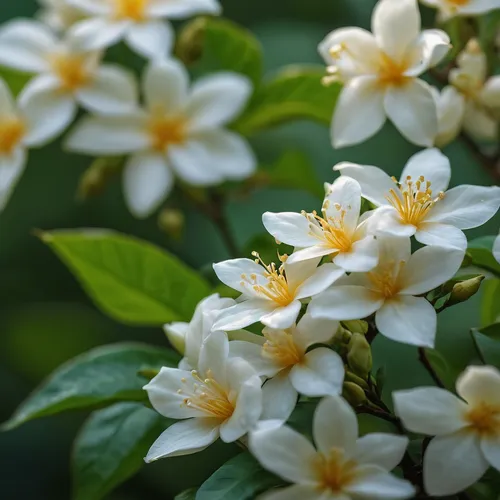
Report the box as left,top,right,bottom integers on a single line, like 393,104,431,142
147,114,187,152
386,175,445,228
262,329,303,368
0,117,25,155
50,53,93,92
113,0,148,20
465,403,500,437
240,252,295,307
368,260,405,298
316,448,358,493
448,0,470,5
179,370,235,420
377,52,410,87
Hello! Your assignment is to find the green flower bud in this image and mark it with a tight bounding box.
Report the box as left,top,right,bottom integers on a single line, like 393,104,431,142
342,381,367,407
175,17,206,65
344,370,369,390
77,157,122,200
448,275,485,306
347,333,373,379
158,208,185,240
342,320,369,335
334,325,352,344
138,368,160,381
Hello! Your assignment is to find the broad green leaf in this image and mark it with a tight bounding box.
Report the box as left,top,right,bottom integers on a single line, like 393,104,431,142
468,236,500,278
177,17,263,86
196,452,281,500
471,330,500,367
72,403,164,500
475,323,500,342
234,66,341,136
0,66,32,96
175,489,198,500
3,342,179,430
422,348,457,391
39,229,211,325
481,279,500,326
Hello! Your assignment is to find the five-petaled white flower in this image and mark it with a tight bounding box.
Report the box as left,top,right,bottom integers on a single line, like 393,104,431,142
336,148,500,251
394,365,500,496
431,86,465,148
0,20,137,142
319,0,450,148
213,254,344,331
164,293,235,368
230,314,343,421
250,395,415,500
448,39,500,142
0,77,67,211
37,0,87,32
309,235,464,347
144,330,262,460
263,176,379,272
419,0,500,20
66,59,256,218
68,0,221,59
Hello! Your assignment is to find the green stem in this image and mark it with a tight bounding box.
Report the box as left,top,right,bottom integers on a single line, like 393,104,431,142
418,348,445,388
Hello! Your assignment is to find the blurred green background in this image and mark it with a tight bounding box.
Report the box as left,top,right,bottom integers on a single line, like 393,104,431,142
0,0,498,499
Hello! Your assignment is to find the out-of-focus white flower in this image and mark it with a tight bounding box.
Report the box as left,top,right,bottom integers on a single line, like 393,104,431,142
212,255,344,331
144,331,262,460
394,365,500,496
431,86,465,148
263,177,379,272
336,148,500,251
68,0,221,59
420,0,500,20
37,0,87,32
230,314,343,420
66,59,256,218
319,0,450,148
0,20,137,142
0,77,65,211
164,293,234,366
450,39,500,142
250,395,415,500
309,235,464,348
494,232,500,264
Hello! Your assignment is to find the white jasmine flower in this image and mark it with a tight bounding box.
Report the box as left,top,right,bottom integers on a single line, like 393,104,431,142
66,59,256,218
230,314,343,420
420,0,500,20
37,0,86,32
0,20,138,142
164,293,235,367
309,235,464,348
144,330,262,460
450,39,500,141
394,365,500,496
336,148,500,251
68,0,221,59
213,255,345,332
263,177,379,272
250,395,415,500
432,86,465,148
494,232,500,264
319,0,450,148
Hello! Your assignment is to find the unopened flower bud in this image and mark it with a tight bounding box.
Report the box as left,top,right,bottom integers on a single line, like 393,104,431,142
347,333,373,379
334,325,352,344
163,323,187,354
448,275,485,306
175,17,206,65
158,208,185,240
342,381,367,407
344,369,369,390
342,320,369,335
77,157,122,200
138,368,160,381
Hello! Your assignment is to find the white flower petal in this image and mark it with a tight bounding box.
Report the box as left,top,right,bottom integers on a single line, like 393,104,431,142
393,387,467,435
354,434,409,471
384,79,437,147
213,258,268,295
481,76,500,108
229,340,278,377
434,86,466,148
294,263,345,300
77,64,138,115
426,185,500,230
69,17,129,51
481,435,500,471
287,246,333,264
289,348,344,397
309,286,384,321
294,313,339,350
147,0,222,18
369,206,417,238
405,29,451,76
325,176,362,231
494,234,500,264
249,424,318,484
125,20,173,60
332,76,385,148
144,417,220,461
258,485,328,500
67,0,110,15
0,19,56,72
262,212,317,249
197,330,229,387
261,372,298,421
459,0,500,15
376,296,436,347
122,152,172,218
313,395,358,456
333,236,379,272
400,148,451,194
456,365,500,407
424,432,488,496
0,149,27,212
212,299,274,331
261,301,302,330
463,101,497,141
399,245,464,295
187,73,252,131
415,222,467,251
0,78,17,115
65,114,149,154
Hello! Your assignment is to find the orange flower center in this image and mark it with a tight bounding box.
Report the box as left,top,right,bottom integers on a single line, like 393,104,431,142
147,115,187,152
378,53,410,87
368,260,405,298
448,0,470,5
465,403,500,437
0,117,25,155
50,53,93,91
262,329,303,368
113,0,148,21
316,448,358,493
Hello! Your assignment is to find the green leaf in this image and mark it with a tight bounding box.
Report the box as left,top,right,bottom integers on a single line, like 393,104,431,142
234,66,341,136
175,489,198,500
39,229,211,325
422,348,456,391
0,66,32,96
3,342,178,430
481,279,500,326
467,236,500,278
72,403,164,500
177,17,263,86
196,452,281,500
475,323,500,342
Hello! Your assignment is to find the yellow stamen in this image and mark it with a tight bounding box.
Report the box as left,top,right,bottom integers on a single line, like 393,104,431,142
179,370,234,420
49,53,93,91
386,175,445,228
448,0,470,5
0,117,25,155
465,403,500,437
113,0,148,21
147,114,187,152
315,448,358,493
262,329,303,368
377,52,410,87
368,260,405,298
